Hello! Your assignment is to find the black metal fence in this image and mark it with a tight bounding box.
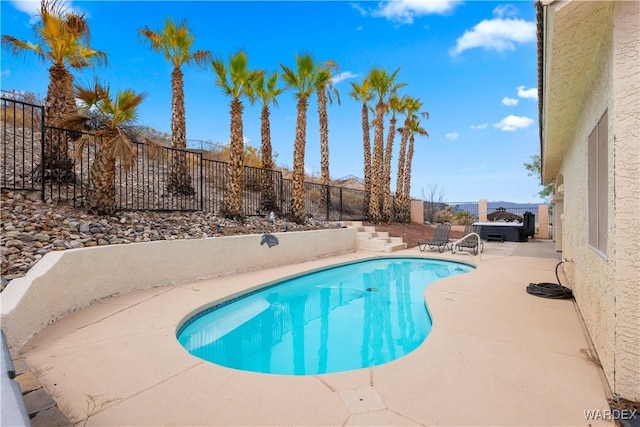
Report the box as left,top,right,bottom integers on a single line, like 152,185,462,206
1,97,44,193
0,97,365,221
422,200,542,223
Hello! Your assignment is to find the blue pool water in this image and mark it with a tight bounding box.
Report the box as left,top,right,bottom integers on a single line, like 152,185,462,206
177,257,473,375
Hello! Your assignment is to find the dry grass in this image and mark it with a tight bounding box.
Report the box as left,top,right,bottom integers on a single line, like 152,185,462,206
1,105,43,131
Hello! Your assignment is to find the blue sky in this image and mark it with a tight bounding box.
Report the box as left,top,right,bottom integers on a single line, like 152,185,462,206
1,0,544,204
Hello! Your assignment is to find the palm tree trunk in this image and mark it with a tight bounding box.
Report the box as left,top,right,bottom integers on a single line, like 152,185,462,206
260,105,277,214
369,101,385,223
317,89,330,188
401,136,416,223
395,126,409,221
224,98,245,219
382,117,396,222
88,135,117,215
42,64,76,182
167,66,195,195
361,104,372,219
317,88,331,216
292,96,309,224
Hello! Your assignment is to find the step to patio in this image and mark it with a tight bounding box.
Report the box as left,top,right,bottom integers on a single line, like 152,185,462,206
341,221,408,253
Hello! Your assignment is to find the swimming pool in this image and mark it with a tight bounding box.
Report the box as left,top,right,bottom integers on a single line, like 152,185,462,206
177,257,473,375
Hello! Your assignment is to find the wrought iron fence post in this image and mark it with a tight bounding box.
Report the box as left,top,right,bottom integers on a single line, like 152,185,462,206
339,187,343,221
279,172,284,214
199,151,204,211
39,106,45,201
325,185,329,221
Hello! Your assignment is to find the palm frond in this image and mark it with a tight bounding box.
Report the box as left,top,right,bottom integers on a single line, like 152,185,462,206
139,137,165,161
191,49,211,68
115,89,146,123
1,36,46,61
211,58,233,96
280,53,316,98
60,112,91,130
73,133,96,160
74,79,108,109
63,12,89,39
138,27,163,53
107,128,137,171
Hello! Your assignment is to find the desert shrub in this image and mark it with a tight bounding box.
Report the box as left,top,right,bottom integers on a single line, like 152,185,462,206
453,211,475,225
434,207,453,223
1,97,43,130
217,144,268,168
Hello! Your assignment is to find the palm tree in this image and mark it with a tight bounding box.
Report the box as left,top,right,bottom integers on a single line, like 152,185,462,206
254,71,285,214
382,94,405,222
316,61,341,204
64,80,147,215
1,0,106,181
395,97,427,222
367,67,405,223
212,51,263,220
398,116,429,223
349,79,374,218
139,18,210,196
281,53,318,224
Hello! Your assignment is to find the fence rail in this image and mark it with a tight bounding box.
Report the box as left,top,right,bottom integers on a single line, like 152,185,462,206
2,97,545,225
422,200,543,224
0,97,366,221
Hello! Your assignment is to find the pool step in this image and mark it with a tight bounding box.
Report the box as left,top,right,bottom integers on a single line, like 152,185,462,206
340,221,408,252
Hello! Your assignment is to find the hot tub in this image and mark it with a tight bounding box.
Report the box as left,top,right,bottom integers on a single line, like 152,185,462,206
473,222,526,242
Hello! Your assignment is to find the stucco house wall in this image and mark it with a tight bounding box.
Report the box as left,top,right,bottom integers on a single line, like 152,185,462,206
539,0,639,401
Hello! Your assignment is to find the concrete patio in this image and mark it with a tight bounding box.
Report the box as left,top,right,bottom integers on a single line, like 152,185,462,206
16,240,614,426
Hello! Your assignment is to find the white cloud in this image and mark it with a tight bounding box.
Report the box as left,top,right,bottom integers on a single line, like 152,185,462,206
470,123,488,131
351,3,367,16
445,132,459,140
10,0,84,25
450,5,536,56
332,71,358,85
369,0,462,25
2,69,11,77
493,4,520,19
10,0,40,16
517,85,538,100
502,97,519,106
493,115,534,131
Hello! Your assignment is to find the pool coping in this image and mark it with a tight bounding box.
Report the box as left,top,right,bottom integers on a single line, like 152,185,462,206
16,242,614,426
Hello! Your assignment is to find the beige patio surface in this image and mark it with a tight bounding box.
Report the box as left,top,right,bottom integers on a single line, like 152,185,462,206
19,240,613,426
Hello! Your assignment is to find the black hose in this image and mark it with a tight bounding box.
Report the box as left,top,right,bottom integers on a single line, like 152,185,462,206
526,261,574,299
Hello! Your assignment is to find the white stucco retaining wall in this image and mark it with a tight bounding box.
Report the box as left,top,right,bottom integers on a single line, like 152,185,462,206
0,228,356,350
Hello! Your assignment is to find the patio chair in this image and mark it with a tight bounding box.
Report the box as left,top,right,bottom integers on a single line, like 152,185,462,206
452,224,484,255
418,223,452,253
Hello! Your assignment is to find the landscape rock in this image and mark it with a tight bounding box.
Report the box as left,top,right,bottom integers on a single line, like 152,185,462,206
1,189,339,288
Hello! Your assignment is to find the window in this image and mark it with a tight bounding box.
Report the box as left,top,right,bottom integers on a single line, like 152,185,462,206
588,110,608,255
